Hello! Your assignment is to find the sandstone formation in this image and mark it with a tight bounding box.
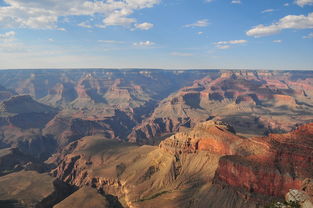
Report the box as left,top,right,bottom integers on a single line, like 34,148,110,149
0,69,216,155
50,121,252,208
129,70,313,144
50,121,313,208
0,69,312,208
211,123,313,207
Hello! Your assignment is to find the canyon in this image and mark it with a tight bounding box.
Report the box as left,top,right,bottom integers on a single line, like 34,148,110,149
0,69,312,208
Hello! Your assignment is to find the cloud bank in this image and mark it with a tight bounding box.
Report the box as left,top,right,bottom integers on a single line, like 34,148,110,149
0,0,159,30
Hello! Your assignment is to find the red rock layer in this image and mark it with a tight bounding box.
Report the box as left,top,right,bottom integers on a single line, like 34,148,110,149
213,122,313,198
129,71,313,144
159,121,243,155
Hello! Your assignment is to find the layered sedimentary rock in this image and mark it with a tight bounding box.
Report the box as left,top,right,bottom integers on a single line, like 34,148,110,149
159,121,241,155
50,121,313,208
211,123,313,207
0,69,312,208
129,70,313,144
0,69,216,155
0,95,58,159
0,95,57,129
51,121,251,208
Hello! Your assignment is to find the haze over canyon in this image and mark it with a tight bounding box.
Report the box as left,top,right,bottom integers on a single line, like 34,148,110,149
0,69,312,208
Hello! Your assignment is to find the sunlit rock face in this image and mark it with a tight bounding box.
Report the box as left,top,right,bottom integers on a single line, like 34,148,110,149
159,120,242,155
0,69,312,208
211,122,313,207
128,70,313,144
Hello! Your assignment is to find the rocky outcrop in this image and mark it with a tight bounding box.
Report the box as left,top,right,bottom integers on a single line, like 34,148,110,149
129,70,313,144
281,179,313,208
0,95,56,115
286,188,313,208
51,121,249,208
0,96,58,159
0,69,313,207
47,121,313,208
43,109,136,147
211,123,313,206
159,121,242,155
0,95,57,129
0,148,33,175
40,83,78,106
0,147,55,176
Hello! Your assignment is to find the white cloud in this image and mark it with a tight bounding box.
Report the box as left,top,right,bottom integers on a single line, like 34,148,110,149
133,40,155,46
0,0,160,29
197,31,203,35
262,9,275,13
78,21,92,28
231,0,241,4
0,31,16,41
101,8,136,27
134,22,154,30
303,32,313,38
216,45,231,49
295,0,313,7
48,38,54,42
184,19,209,27
284,3,290,6
214,39,247,49
273,39,282,43
170,52,193,56
246,12,313,37
0,31,25,52
214,40,247,45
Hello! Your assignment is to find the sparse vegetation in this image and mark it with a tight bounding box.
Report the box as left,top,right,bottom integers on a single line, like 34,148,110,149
265,200,301,208
136,191,169,202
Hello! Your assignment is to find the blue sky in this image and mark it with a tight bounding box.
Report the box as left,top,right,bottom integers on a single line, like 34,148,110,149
0,0,312,69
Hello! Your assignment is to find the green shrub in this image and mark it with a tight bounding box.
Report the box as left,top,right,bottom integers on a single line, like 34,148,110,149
265,200,301,208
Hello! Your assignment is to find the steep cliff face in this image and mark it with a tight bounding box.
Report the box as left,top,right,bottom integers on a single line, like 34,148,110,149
0,69,217,151
1,69,312,148
51,121,250,208
43,109,137,147
0,69,313,208
40,82,78,106
50,121,313,208
159,121,242,155
0,69,212,108
129,71,313,144
0,95,57,128
285,179,313,208
211,123,313,206
0,148,33,175
0,95,58,159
